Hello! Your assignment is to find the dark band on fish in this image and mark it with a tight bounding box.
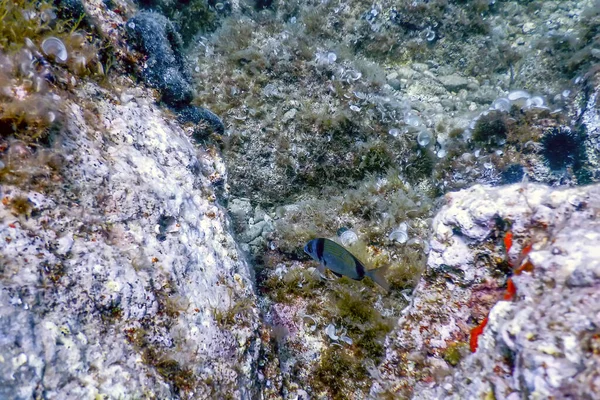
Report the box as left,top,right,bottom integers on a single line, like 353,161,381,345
316,238,325,260
354,258,366,279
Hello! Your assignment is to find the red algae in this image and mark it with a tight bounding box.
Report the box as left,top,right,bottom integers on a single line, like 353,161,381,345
470,316,489,352
503,278,516,301
470,232,535,352
504,231,513,253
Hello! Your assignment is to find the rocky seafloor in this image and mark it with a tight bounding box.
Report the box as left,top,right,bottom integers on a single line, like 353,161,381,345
1,0,600,399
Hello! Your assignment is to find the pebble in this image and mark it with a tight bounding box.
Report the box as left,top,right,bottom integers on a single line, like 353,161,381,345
438,74,469,92
522,22,536,34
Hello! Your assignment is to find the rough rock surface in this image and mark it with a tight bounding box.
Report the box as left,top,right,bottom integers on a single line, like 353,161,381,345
373,183,600,398
0,82,259,399
126,11,194,107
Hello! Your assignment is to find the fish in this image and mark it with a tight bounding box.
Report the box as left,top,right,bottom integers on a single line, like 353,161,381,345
304,238,390,291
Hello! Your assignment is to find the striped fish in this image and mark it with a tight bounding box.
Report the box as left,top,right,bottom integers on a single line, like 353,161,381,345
304,238,390,291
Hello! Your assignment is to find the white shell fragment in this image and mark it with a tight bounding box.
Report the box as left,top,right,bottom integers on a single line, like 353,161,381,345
340,334,353,345
492,97,511,112
507,90,530,101
41,37,68,63
325,323,339,340
340,229,358,246
389,222,409,244
525,96,545,108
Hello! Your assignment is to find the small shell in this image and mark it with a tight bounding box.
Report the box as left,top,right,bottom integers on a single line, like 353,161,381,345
325,324,338,341
339,230,358,246
340,335,353,345
390,223,408,244
492,97,511,112
42,37,68,63
389,229,408,244
389,128,401,138
507,90,530,101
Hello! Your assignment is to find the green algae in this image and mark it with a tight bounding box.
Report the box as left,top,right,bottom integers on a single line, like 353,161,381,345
312,347,368,400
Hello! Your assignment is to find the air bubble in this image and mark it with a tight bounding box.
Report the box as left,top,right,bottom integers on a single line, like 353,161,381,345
405,112,421,127
417,129,432,147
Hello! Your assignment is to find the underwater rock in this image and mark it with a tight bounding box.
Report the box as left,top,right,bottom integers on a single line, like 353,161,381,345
136,0,219,44
373,183,600,399
0,82,259,399
126,12,225,136
54,0,86,20
126,11,194,107
177,104,225,137
438,74,469,92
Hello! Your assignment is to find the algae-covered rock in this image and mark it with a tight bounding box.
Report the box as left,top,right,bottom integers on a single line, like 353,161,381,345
0,81,260,399
373,183,600,399
126,11,194,107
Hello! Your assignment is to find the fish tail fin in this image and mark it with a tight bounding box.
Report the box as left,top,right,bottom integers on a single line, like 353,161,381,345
366,267,390,292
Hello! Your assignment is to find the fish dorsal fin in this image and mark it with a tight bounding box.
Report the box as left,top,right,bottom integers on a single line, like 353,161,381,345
323,238,359,266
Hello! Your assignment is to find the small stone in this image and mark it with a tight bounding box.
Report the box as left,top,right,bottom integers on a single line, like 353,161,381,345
388,78,402,90
282,108,297,122
438,74,469,92
396,67,416,79
522,22,536,34
412,63,429,72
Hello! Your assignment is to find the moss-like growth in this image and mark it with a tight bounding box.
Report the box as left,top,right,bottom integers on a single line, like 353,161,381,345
334,288,394,361
501,163,524,184
442,342,468,366
9,196,32,216
262,268,325,303
356,321,392,360
336,291,376,325
0,0,101,150
312,347,368,400
472,111,508,149
142,346,196,395
1,0,62,52
355,142,394,177
213,297,255,328
405,147,435,184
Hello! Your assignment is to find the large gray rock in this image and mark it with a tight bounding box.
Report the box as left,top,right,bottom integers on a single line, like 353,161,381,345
372,183,600,399
0,82,259,399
